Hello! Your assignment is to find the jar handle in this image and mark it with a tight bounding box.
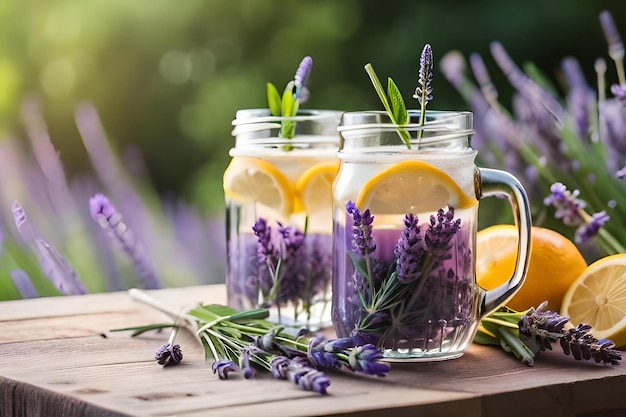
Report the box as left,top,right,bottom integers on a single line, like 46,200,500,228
476,168,532,317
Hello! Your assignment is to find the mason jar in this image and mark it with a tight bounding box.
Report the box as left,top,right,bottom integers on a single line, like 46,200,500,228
332,110,532,361
224,109,342,330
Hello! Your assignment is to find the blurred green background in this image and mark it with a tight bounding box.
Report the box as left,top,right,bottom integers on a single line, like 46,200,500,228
1,0,624,215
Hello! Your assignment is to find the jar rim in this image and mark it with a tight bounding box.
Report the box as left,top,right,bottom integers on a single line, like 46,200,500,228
232,108,343,126
338,110,472,133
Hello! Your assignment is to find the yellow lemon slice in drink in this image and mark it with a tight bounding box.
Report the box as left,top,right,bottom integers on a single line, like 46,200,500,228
355,160,475,214
560,254,626,348
294,161,340,214
223,156,295,217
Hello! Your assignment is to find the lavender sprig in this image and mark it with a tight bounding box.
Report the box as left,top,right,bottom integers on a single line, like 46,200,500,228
121,293,390,395
476,302,622,367
413,44,434,143
89,193,161,289
346,201,461,342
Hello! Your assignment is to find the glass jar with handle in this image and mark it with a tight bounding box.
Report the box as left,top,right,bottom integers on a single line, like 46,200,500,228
332,110,532,361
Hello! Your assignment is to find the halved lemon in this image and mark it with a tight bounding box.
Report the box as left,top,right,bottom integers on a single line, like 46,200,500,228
355,160,475,214
560,254,626,348
223,156,295,217
294,161,340,214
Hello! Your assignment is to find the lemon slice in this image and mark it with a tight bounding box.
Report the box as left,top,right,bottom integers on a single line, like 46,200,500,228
294,161,340,214
355,160,475,214
223,156,295,217
560,254,626,348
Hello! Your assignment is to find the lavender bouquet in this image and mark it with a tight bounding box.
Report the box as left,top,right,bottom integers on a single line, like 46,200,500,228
117,289,390,395
440,9,626,257
343,201,473,352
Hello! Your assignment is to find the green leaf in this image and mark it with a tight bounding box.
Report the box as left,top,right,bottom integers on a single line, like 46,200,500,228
387,77,408,125
473,329,500,346
110,323,177,337
364,63,393,117
280,81,298,139
266,82,282,116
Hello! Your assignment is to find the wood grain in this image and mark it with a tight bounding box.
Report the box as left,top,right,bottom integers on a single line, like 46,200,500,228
1,285,625,417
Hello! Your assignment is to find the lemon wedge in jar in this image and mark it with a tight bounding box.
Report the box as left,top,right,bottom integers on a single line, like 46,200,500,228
223,156,295,217
355,160,475,214
294,161,340,214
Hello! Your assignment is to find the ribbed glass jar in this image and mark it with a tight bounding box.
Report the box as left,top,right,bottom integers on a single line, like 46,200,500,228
224,109,342,330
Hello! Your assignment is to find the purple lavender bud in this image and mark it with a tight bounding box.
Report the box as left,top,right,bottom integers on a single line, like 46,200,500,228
347,344,391,377
600,10,624,61
155,343,183,366
296,369,331,394
346,201,376,255
560,323,621,365
610,84,626,105
324,337,358,351
294,56,312,88
470,53,498,101
212,360,239,379
90,193,161,289
270,356,291,379
424,208,461,263
240,346,256,379
413,44,434,104
395,213,425,284
11,201,36,243
10,269,39,299
543,183,586,226
575,211,610,243
617,165,626,180
35,238,86,295
277,222,305,257
252,217,274,264
293,56,313,102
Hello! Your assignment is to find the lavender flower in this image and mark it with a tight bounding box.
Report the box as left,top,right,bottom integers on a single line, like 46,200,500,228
346,201,376,255
89,193,161,290
560,324,622,365
424,208,461,263
413,43,434,105
289,365,331,394
575,211,610,243
155,343,183,366
600,10,625,67
610,84,626,105
240,346,257,379
394,213,425,284
212,360,239,380
252,218,275,265
617,165,626,180
543,183,586,226
518,302,570,353
348,344,391,377
293,56,312,102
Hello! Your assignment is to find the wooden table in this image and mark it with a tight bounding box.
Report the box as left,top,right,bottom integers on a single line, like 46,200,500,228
1,284,625,417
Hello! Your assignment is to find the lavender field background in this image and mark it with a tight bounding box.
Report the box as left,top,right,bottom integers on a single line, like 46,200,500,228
0,0,624,300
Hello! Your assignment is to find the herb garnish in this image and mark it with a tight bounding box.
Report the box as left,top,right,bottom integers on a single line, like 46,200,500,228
365,43,434,149
266,56,312,139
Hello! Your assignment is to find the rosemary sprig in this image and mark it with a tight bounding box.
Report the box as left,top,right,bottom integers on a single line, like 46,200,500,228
364,63,411,148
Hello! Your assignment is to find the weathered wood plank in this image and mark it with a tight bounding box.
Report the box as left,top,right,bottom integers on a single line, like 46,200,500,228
1,285,625,417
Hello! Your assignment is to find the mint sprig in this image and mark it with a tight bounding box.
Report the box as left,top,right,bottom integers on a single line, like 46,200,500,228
364,63,411,148
266,56,312,140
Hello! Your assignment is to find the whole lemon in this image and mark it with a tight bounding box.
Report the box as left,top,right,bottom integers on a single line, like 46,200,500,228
476,225,587,312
